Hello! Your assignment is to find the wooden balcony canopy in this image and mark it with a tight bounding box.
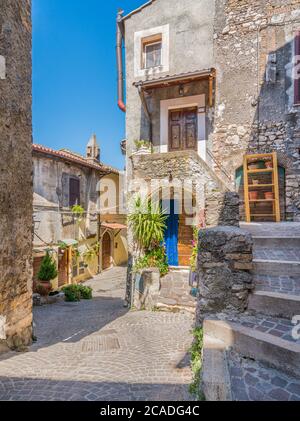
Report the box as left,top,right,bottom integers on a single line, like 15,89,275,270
133,68,216,107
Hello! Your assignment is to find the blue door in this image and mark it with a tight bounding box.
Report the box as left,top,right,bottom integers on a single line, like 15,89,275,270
163,200,179,266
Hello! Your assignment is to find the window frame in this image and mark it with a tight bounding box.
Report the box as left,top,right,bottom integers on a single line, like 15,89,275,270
69,176,80,207
142,39,162,70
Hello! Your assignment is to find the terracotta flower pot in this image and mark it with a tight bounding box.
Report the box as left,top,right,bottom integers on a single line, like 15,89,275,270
248,162,261,170
265,161,273,168
249,191,258,200
264,192,274,200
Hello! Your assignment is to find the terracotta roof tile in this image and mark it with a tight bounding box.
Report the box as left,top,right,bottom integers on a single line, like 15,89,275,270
32,144,119,175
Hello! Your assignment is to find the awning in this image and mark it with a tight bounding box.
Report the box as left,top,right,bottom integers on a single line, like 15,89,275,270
133,68,216,111
101,222,127,230
133,68,215,90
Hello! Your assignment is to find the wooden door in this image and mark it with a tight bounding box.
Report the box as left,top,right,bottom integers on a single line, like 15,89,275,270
102,232,111,270
33,256,44,281
58,249,68,287
169,107,197,152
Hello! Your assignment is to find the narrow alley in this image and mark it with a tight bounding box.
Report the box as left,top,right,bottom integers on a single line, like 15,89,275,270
0,268,193,401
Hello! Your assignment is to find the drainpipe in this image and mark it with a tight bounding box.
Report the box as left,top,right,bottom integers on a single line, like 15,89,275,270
117,10,126,112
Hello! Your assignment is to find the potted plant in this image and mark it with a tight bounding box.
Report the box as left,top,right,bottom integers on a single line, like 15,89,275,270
37,251,57,293
264,191,274,200
128,196,169,276
265,160,273,169
248,160,262,170
133,140,152,156
249,191,258,200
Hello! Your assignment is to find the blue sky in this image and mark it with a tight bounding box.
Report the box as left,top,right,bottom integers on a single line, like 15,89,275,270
32,0,146,170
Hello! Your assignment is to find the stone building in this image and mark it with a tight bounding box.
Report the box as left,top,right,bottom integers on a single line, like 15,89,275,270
33,136,127,290
118,0,300,272
0,0,33,352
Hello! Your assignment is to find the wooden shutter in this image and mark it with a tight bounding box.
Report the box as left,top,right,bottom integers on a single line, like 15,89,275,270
295,31,300,104
69,178,80,206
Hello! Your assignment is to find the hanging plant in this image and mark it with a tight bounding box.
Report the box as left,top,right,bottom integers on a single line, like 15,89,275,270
71,204,85,220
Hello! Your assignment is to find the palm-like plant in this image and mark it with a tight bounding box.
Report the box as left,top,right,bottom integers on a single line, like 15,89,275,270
128,196,167,250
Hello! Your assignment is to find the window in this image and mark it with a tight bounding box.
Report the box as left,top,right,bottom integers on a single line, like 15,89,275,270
143,38,162,69
294,31,300,104
134,25,169,77
69,177,80,207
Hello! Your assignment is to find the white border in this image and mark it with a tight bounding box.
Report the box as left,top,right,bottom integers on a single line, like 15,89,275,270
134,24,170,78
159,95,206,160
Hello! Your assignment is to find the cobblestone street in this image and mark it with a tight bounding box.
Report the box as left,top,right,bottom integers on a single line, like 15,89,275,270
0,267,194,401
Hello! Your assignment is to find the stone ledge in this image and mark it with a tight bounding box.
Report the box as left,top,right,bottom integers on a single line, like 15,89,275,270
204,319,300,377
202,335,232,401
248,290,300,319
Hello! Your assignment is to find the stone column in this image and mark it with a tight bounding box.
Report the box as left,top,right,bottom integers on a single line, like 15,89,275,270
196,226,253,325
0,0,33,352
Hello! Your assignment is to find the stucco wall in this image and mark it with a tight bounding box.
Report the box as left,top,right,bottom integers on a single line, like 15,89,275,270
124,0,216,171
99,173,128,267
33,153,99,246
0,0,33,352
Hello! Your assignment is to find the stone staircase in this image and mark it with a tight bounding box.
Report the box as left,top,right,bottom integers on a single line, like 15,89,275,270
202,223,300,401
156,268,197,312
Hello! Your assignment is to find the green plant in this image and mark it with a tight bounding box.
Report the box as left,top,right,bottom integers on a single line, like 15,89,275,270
189,327,205,400
58,241,68,250
71,204,85,219
62,284,81,302
62,284,93,302
83,242,100,262
38,252,58,282
128,196,167,250
134,246,169,276
190,226,199,272
78,284,93,300
134,139,152,150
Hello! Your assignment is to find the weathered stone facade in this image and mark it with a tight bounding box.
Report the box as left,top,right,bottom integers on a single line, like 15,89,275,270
205,191,240,227
33,143,127,288
0,0,33,352
196,226,254,324
213,0,300,220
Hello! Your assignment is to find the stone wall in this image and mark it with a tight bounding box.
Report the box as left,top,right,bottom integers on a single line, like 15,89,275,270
0,0,33,352
213,0,300,221
205,191,240,228
196,226,254,325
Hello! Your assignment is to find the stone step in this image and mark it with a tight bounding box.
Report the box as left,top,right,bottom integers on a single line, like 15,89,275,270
253,236,300,249
240,222,300,238
202,335,232,401
248,290,300,319
228,350,300,401
204,318,300,377
253,259,300,276
254,248,300,262
254,274,300,296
